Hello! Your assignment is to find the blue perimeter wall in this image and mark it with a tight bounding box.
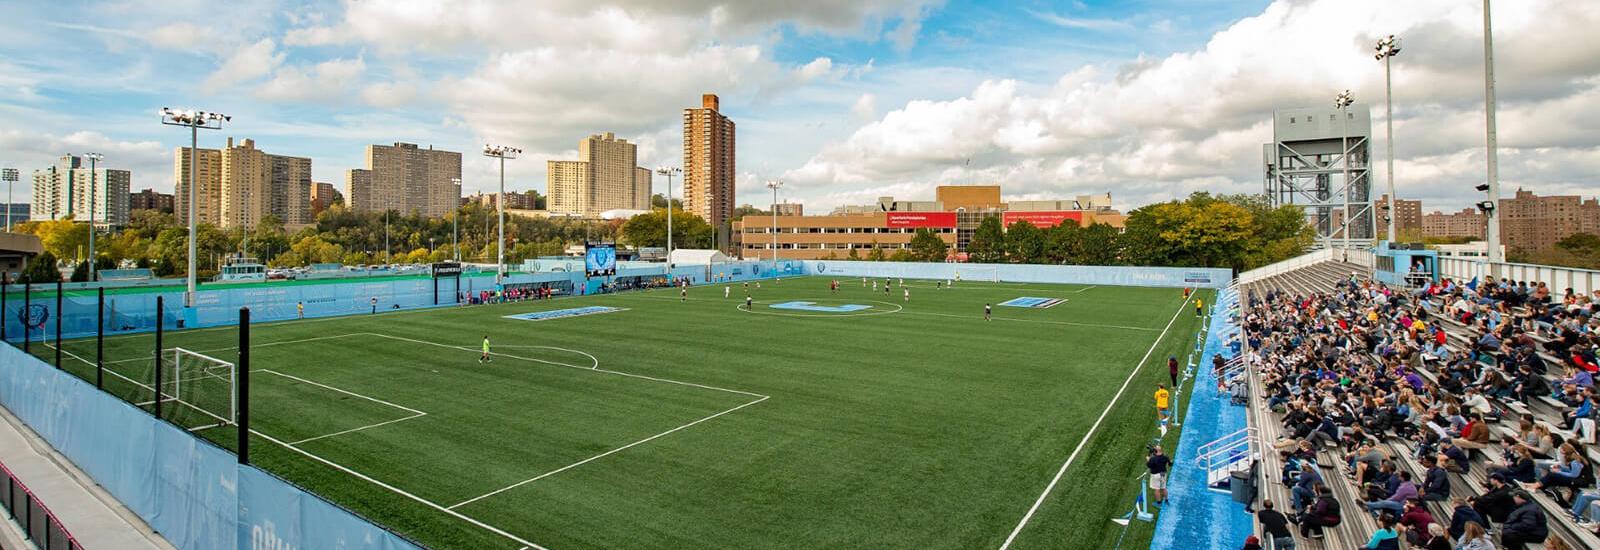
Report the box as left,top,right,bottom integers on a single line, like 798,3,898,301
1150,286,1252,549
0,343,420,550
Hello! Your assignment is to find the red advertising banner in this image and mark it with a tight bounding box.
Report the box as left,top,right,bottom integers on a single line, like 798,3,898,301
886,212,957,228
1003,211,1083,228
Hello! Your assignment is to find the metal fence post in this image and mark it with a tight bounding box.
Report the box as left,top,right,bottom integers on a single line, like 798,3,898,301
96,287,104,389
153,296,163,418
238,307,250,464
54,280,61,369
22,282,29,354
2,272,8,342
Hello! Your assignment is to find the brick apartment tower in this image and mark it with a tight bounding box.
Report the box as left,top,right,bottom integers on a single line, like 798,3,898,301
683,94,736,249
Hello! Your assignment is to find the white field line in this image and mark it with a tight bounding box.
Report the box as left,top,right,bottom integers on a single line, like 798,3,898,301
47,343,232,426
996,293,1193,550
364,332,768,399
448,394,769,510
91,333,370,366
254,369,430,445
246,429,552,550
901,310,1159,332
487,345,599,369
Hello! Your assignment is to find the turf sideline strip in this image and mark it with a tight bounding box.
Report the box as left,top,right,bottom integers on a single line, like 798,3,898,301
901,310,1158,332
996,293,1194,550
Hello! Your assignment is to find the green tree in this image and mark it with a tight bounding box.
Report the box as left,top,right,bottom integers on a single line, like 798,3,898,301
967,216,1005,263
1557,233,1600,256
1045,220,1082,264
620,208,714,249
1078,223,1122,265
888,249,914,262
866,239,886,261
846,247,861,260
22,251,62,283
70,261,90,282
909,228,950,262
1003,220,1046,263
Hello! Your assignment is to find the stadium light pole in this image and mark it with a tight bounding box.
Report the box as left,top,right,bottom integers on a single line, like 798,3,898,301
2,168,17,232
655,166,681,265
1335,90,1354,249
1481,0,1504,273
766,180,782,267
84,152,103,281
1375,35,1401,244
160,108,229,308
482,144,520,286
450,177,462,262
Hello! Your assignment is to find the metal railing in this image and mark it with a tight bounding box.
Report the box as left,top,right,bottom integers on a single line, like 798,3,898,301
0,458,84,550
1436,257,1600,296
1235,248,1335,285
1196,426,1259,488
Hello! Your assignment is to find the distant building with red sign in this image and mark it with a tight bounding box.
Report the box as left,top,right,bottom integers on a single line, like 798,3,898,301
732,186,1123,260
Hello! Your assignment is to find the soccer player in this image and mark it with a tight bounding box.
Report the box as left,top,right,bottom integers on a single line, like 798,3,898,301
745,295,752,311
1194,298,1203,317
297,301,304,319
884,283,890,295
1155,384,1171,434
681,286,688,301
903,288,909,302
984,303,992,321
1168,356,1179,387
725,285,730,298
370,297,377,314
936,280,942,290
479,336,491,364
872,281,877,292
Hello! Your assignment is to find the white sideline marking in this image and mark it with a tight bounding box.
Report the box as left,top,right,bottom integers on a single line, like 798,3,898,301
996,294,1194,550
90,333,371,367
488,345,600,369
247,429,552,550
901,310,1159,332
448,394,769,510
254,369,430,445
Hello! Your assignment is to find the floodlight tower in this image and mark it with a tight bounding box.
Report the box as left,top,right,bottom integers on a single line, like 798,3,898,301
482,144,521,286
83,152,103,281
159,108,229,307
1480,0,1504,271
766,180,782,266
450,177,462,262
1335,90,1355,248
1375,35,1402,243
2,168,17,231
655,166,682,265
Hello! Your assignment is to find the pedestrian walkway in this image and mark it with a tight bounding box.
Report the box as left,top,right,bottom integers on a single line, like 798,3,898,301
0,403,176,550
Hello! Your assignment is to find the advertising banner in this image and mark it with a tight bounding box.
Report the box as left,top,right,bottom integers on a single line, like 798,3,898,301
1002,211,1083,228
885,212,957,228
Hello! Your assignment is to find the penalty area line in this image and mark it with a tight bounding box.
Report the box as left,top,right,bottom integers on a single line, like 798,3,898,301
996,293,1193,550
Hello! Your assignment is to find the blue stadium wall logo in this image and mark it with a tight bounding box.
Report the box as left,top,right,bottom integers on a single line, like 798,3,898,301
1183,271,1212,284
816,262,827,273
19,305,48,328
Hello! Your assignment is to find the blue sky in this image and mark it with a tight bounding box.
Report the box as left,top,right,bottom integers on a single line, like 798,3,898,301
2,0,1596,213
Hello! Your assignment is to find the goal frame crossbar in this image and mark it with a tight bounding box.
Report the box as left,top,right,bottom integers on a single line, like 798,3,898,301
159,347,238,430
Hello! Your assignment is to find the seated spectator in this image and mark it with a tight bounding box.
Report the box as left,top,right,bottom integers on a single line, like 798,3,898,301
1454,521,1495,550
1359,513,1401,550
1421,523,1450,550
1396,498,1434,545
1446,495,1483,541
1254,499,1293,550
1420,455,1451,501
1472,473,1517,526
1525,442,1587,493
1486,442,1537,483
1297,485,1341,539
1499,491,1549,549
1239,535,1262,550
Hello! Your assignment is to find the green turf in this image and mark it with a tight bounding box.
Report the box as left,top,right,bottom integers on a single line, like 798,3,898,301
33,276,1212,549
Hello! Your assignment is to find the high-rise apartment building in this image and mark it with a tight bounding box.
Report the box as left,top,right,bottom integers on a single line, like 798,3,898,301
345,143,461,217
1499,188,1600,252
129,189,174,213
1376,195,1423,236
310,182,341,216
31,155,131,227
546,132,652,217
683,94,736,247
176,138,312,230
175,146,223,226
1422,208,1487,240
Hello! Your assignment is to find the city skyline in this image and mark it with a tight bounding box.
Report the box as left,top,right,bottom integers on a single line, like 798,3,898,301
0,1,1597,215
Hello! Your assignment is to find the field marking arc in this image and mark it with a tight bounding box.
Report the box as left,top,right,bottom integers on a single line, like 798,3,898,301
254,369,431,445
996,293,1194,550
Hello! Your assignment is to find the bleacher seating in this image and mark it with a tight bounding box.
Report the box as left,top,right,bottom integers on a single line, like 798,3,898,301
1231,259,1600,549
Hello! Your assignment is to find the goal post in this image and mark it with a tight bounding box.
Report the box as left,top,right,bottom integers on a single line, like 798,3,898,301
159,347,237,429
953,265,1001,283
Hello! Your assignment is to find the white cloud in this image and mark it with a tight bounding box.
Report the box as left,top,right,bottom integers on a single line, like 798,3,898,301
852,93,878,121
201,39,283,92
1028,10,1133,32
788,0,1600,212
145,22,218,51
254,57,366,102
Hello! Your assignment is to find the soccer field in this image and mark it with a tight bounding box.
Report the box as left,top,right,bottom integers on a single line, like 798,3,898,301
35,276,1212,549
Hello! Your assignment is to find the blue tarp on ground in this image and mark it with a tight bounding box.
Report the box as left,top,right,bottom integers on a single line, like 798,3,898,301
1150,291,1252,550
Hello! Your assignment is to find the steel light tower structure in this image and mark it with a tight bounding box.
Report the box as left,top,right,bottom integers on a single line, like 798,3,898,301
1264,103,1374,250
83,152,103,281
1375,35,1401,243
482,145,520,285
655,166,681,264
160,108,229,307
1335,90,1355,247
1481,0,1504,270
2,168,17,231
765,180,782,266
450,177,462,262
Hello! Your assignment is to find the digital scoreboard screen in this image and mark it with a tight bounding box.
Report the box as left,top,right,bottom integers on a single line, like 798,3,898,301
585,243,617,277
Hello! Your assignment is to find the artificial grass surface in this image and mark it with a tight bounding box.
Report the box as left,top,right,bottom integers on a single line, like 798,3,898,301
33,276,1211,549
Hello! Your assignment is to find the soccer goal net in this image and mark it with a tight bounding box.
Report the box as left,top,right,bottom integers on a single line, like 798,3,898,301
953,266,1000,283
157,347,237,430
